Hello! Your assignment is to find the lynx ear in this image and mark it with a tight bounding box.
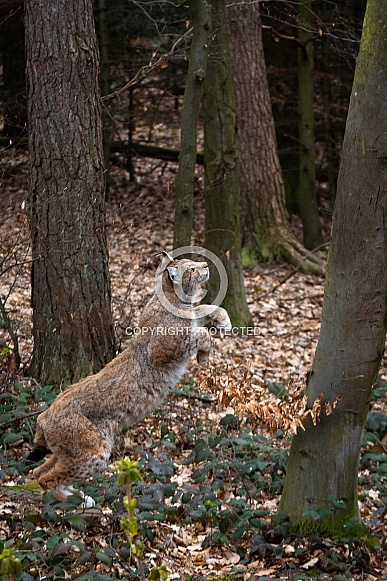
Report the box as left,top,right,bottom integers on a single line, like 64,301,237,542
161,251,174,263
167,266,178,282
156,251,174,278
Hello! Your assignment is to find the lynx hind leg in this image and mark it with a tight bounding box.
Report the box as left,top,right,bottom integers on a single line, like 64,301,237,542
35,418,112,508
37,449,108,508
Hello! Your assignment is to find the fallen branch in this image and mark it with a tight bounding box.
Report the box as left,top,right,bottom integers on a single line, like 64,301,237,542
111,141,204,165
260,241,329,298
173,387,215,402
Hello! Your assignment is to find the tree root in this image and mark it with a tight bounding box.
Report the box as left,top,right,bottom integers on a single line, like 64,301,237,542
276,234,327,276
245,226,327,276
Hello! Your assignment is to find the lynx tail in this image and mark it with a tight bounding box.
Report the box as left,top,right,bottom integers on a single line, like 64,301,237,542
26,445,50,463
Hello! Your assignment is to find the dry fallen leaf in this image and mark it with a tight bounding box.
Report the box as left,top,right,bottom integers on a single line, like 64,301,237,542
301,556,319,569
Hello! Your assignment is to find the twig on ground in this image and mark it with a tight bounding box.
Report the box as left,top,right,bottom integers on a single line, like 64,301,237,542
172,387,216,402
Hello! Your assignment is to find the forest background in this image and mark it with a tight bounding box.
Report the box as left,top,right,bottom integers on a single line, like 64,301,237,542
0,1,386,580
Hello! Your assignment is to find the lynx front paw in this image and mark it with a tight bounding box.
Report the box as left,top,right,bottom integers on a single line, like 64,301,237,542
56,486,96,509
79,492,96,509
210,307,232,331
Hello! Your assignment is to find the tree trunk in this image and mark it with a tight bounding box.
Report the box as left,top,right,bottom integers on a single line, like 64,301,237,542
280,0,387,534
319,1,338,205
25,0,116,385
96,0,113,197
203,0,252,329
297,0,323,250
226,2,324,275
173,0,212,250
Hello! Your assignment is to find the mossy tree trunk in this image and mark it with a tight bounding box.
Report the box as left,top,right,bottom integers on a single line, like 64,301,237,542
26,0,116,385
280,0,387,534
226,1,324,275
297,0,323,250
203,0,252,328
173,0,212,250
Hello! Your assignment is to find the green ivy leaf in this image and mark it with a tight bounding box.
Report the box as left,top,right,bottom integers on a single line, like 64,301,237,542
76,551,93,565
46,535,60,550
41,505,59,522
42,491,57,504
66,514,87,531
95,551,112,566
2,432,24,444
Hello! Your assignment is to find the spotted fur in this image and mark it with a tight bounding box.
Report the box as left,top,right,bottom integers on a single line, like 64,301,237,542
30,254,231,505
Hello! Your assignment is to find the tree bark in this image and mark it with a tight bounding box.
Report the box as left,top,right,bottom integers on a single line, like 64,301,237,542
297,0,323,250
173,0,212,250
280,0,387,534
203,0,252,328
226,2,324,275
26,0,116,385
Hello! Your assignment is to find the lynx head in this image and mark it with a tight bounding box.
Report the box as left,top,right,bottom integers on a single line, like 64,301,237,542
158,251,209,305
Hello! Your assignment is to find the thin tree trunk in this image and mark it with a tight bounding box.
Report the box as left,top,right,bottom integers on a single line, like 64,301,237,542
226,2,324,275
319,6,337,206
173,0,212,250
96,0,112,197
203,0,252,328
26,0,115,385
321,68,337,204
127,85,136,181
280,0,387,534
297,0,323,250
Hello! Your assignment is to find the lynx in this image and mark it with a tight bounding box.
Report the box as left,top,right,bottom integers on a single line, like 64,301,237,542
28,252,231,507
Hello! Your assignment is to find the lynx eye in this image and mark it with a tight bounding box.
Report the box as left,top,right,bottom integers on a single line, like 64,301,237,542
190,267,195,273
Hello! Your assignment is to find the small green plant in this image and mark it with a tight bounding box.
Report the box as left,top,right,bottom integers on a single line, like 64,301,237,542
0,547,22,581
148,564,168,581
116,457,168,581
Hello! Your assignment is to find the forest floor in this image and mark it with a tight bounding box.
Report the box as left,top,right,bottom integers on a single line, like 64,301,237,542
1,133,387,581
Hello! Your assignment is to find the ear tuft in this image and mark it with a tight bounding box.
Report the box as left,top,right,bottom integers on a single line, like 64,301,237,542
161,250,174,263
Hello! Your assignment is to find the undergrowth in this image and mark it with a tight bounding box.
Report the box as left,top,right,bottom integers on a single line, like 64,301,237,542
0,375,386,580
